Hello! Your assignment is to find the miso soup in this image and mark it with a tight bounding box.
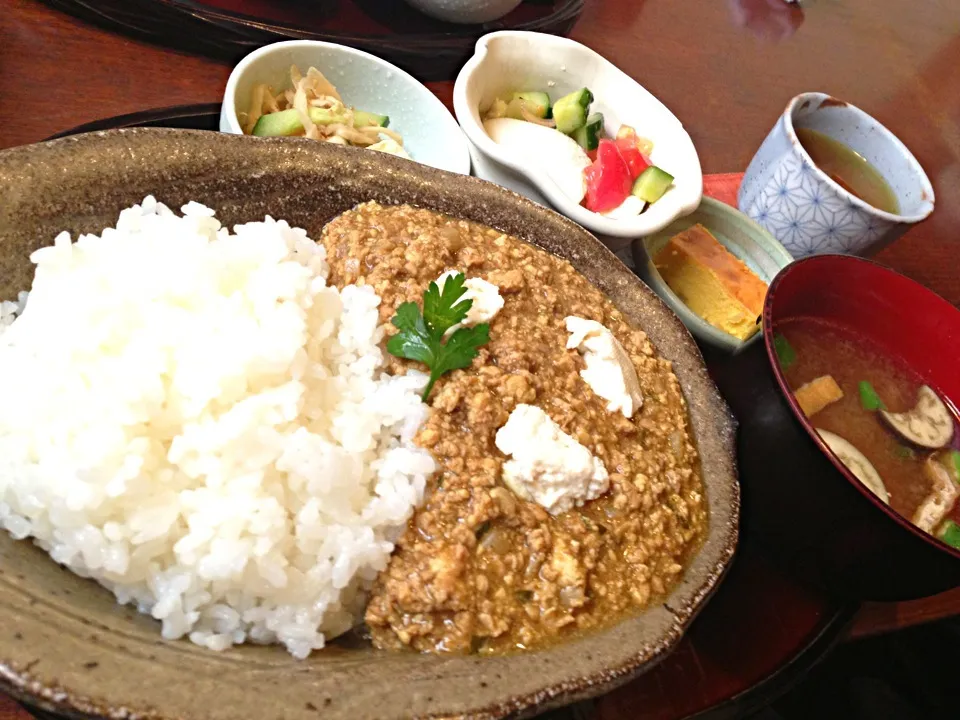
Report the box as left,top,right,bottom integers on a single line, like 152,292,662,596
795,127,900,215
775,317,960,550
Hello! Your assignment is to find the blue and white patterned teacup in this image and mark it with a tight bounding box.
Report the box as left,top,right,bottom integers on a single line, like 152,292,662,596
738,93,934,259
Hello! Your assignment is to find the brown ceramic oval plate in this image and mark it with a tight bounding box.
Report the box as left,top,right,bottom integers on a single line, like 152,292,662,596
0,129,738,720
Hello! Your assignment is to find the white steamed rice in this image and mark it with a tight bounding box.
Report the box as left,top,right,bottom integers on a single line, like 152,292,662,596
0,197,435,658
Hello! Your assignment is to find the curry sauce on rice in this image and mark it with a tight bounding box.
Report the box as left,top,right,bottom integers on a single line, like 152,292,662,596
320,202,707,654
0,197,706,659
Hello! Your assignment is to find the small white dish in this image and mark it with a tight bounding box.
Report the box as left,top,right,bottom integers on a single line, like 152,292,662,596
453,31,703,239
405,0,522,24
221,40,471,176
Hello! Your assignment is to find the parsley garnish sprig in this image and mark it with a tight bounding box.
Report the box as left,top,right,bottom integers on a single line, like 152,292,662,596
386,273,490,401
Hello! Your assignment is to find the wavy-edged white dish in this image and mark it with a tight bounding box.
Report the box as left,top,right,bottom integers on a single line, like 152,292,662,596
221,40,471,176
454,31,703,239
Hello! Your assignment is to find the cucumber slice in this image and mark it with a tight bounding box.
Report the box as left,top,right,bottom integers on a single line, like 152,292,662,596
307,107,350,126
251,109,303,137
353,110,390,128
631,165,674,204
505,97,551,121
552,88,594,134
510,91,551,119
571,113,604,151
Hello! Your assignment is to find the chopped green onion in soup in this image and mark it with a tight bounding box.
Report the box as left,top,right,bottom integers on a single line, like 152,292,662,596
858,380,885,411
939,520,960,550
774,333,796,370
893,445,915,460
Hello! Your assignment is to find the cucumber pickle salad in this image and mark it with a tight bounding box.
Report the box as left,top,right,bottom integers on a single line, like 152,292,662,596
482,89,674,220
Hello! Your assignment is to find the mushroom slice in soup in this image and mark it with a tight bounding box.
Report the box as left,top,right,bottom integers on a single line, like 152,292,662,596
880,385,955,449
817,428,890,504
912,455,960,533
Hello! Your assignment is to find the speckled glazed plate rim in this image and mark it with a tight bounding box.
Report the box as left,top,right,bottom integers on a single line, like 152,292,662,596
0,128,739,720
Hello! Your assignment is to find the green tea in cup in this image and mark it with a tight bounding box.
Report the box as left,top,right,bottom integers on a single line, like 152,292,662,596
795,127,899,214
739,92,934,258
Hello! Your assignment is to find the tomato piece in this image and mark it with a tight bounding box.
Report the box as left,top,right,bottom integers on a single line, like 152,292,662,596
615,124,654,172
582,139,632,213
614,135,650,180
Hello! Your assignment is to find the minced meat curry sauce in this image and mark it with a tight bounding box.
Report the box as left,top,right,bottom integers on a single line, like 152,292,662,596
320,202,707,654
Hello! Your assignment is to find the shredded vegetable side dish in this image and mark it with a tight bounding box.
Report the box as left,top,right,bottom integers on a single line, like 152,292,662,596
242,65,410,159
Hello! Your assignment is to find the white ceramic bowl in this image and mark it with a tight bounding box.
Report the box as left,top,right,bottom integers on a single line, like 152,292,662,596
221,40,471,175
454,31,703,239
739,92,935,258
405,0,522,24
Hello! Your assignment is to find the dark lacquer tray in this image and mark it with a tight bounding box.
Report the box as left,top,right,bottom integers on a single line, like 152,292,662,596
34,108,859,720
39,0,584,81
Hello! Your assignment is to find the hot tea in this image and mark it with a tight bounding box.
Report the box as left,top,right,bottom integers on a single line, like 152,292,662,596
795,127,900,214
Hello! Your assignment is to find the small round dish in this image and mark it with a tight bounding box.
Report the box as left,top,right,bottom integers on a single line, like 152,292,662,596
632,197,794,352
453,31,703,239
221,40,472,175
404,0,523,24
39,0,586,81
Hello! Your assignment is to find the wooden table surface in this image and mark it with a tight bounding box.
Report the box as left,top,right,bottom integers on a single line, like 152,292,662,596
2,0,958,306
0,0,958,718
